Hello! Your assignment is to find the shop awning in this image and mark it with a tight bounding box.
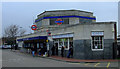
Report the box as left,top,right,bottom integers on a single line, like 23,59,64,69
17,36,47,41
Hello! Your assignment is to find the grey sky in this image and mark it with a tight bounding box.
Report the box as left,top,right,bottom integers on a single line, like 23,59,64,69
2,2,118,35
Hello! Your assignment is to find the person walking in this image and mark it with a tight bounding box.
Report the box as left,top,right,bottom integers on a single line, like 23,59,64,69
61,46,64,57
67,47,71,58
67,45,73,58
38,47,41,56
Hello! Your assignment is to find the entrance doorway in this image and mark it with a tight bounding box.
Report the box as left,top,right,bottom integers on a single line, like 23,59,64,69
23,39,47,55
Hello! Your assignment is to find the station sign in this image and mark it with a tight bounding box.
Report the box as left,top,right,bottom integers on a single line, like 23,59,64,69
55,19,64,25
31,25,37,30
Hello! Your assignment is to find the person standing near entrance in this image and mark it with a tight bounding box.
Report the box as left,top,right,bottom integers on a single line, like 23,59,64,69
55,46,58,56
70,46,73,58
11,45,13,51
51,45,55,55
31,46,35,57
15,44,18,50
38,47,41,56
61,46,64,57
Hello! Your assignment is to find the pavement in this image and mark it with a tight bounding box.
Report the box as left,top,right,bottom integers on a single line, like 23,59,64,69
12,49,119,63
49,56,119,63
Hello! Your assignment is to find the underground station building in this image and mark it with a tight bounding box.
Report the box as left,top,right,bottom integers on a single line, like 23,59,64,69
17,10,117,59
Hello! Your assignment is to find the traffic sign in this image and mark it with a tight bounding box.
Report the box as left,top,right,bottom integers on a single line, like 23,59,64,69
31,25,37,30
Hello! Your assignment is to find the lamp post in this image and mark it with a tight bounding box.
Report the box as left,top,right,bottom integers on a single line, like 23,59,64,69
46,29,51,57
29,26,32,34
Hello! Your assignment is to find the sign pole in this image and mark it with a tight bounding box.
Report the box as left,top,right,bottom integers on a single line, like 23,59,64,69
47,29,51,57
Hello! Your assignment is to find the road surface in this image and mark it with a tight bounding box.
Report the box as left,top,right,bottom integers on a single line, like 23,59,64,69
2,49,119,68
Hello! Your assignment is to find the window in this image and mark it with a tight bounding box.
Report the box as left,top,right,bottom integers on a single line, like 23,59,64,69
37,43,39,48
92,36,103,49
64,38,68,48
53,38,73,50
59,39,64,48
69,38,73,47
23,43,31,48
79,18,92,23
91,32,104,51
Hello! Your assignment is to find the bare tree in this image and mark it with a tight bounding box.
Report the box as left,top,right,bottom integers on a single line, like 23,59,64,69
4,25,19,37
4,24,26,37
3,24,26,47
19,29,26,36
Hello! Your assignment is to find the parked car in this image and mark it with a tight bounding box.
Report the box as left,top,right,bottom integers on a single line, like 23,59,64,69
0,45,2,49
1,45,11,49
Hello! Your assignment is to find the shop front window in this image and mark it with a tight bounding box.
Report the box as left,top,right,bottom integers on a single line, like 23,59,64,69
91,31,104,51
64,38,68,48
37,43,39,48
59,39,63,49
53,38,73,50
40,43,43,48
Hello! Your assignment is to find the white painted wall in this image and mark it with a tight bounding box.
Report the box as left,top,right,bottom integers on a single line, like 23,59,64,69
17,22,115,41
42,19,50,26
69,18,79,25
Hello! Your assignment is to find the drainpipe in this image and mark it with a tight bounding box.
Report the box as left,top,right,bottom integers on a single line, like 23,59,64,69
114,23,117,59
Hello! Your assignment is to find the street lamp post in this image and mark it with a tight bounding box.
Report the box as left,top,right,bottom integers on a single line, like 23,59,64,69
46,28,52,57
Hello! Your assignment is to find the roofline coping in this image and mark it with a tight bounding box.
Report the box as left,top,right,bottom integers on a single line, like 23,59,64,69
37,9,93,17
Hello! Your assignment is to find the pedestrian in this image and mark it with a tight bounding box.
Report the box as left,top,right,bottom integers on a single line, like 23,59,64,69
67,47,71,58
15,44,18,50
55,46,58,56
51,45,55,56
70,46,73,58
34,46,37,56
11,45,13,51
38,47,41,56
31,46,35,57
28,48,30,54
61,46,64,57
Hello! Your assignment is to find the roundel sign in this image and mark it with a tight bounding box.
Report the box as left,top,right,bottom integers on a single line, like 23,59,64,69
31,25,37,30
55,19,64,25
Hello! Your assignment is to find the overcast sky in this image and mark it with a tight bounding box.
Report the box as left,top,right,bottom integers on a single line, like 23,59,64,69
2,2,118,35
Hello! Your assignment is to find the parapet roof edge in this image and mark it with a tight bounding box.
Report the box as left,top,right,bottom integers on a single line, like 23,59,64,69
66,21,116,27
37,9,93,17
93,21,116,24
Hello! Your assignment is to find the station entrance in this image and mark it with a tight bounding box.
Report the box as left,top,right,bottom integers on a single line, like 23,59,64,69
17,36,47,55
23,39,47,55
